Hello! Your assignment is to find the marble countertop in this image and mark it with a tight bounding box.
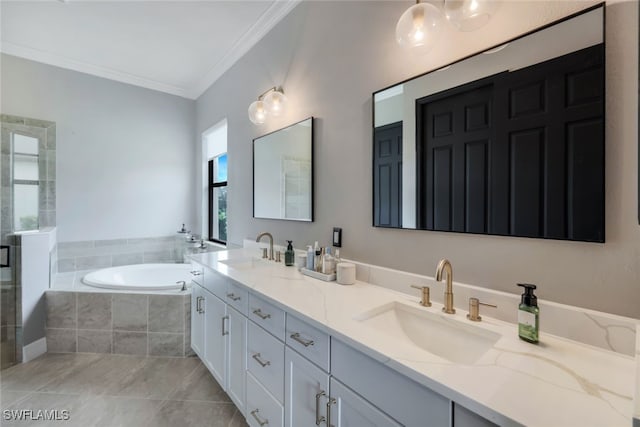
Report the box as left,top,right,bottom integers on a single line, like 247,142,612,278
190,249,635,427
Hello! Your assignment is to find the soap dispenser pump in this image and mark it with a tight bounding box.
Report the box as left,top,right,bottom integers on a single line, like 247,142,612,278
285,240,295,266
517,283,539,343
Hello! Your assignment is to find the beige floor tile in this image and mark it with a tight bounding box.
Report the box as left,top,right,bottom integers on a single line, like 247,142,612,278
151,400,237,427
39,354,146,396
169,362,231,403
67,395,164,427
1,392,90,427
0,390,30,409
228,409,249,427
103,356,200,399
0,353,100,391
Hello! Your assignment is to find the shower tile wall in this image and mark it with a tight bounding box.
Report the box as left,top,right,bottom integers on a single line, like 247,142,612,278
56,235,190,273
45,291,193,357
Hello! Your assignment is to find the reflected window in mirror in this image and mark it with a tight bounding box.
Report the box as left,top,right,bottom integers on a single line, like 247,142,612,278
373,5,605,242
253,117,314,222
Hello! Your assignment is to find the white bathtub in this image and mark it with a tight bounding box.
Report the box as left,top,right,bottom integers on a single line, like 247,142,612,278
82,264,193,291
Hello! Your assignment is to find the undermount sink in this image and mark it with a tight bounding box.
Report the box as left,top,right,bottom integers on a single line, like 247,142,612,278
354,301,500,364
218,257,270,271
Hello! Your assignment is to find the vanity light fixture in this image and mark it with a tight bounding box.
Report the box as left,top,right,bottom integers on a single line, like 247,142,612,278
396,0,499,53
248,87,288,125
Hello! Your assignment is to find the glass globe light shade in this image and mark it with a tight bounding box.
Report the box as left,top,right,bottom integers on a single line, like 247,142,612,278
444,0,499,32
248,100,267,124
395,2,443,53
264,89,288,117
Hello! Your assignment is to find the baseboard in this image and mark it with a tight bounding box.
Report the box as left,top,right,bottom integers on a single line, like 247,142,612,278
22,337,47,362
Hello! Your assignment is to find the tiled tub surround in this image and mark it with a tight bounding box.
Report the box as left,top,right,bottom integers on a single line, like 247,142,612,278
45,291,192,357
56,236,185,273
195,247,638,426
55,235,224,274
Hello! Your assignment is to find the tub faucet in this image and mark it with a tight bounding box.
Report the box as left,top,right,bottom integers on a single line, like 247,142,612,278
435,259,455,314
255,232,274,261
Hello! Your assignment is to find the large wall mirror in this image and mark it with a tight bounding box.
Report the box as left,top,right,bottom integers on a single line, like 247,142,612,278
254,117,314,221
373,5,605,242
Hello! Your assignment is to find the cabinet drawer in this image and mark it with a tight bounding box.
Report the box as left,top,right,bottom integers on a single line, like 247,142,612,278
248,321,285,403
189,262,204,285
203,266,227,299
285,314,330,372
249,293,286,341
331,339,450,427
247,372,284,427
225,280,249,315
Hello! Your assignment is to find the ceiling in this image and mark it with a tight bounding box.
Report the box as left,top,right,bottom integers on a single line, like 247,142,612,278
0,0,299,99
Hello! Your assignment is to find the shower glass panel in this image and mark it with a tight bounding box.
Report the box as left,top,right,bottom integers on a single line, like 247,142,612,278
0,114,56,369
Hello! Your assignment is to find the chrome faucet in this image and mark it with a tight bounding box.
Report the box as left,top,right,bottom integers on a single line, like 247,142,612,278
435,259,455,314
255,232,274,261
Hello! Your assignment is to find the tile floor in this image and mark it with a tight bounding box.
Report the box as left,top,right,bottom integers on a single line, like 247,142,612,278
0,353,248,427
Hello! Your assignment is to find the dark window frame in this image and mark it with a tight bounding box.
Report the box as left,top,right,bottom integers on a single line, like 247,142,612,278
208,157,227,245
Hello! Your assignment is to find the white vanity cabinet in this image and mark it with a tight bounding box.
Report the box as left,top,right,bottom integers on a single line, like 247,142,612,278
331,338,451,427
190,283,205,357
204,289,228,387
328,377,402,427
190,263,247,416
227,305,247,416
284,347,329,427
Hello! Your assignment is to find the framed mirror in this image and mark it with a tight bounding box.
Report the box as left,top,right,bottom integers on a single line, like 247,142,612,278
373,5,604,242
253,117,314,221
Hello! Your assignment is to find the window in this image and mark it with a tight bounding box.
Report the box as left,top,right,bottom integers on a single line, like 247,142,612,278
12,133,40,231
209,154,227,243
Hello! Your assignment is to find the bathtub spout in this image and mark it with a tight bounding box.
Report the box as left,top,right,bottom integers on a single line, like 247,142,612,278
177,281,187,291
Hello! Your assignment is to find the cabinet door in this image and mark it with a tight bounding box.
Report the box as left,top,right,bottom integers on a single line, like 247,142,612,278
328,378,401,427
227,306,247,416
191,285,205,357
204,291,228,389
284,347,329,427
453,403,499,427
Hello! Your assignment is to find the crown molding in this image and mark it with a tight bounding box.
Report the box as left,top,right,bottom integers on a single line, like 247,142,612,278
1,41,191,99
1,0,301,100
188,0,302,100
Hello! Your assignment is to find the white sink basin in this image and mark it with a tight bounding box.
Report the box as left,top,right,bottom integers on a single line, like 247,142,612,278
218,257,270,271
355,301,500,364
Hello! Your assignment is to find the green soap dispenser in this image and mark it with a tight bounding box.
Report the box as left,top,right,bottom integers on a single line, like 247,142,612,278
517,284,539,343
284,240,295,267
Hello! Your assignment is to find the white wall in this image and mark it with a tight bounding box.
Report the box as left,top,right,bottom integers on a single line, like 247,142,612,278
1,54,197,242
196,1,639,318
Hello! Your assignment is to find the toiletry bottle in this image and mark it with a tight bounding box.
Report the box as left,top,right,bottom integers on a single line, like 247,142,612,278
306,245,314,271
517,283,539,343
285,241,295,266
314,242,321,272
322,247,335,275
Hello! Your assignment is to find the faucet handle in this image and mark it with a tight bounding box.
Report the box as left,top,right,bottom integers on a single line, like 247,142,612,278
467,297,497,322
261,248,268,259
410,285,432,307
275,251,282,263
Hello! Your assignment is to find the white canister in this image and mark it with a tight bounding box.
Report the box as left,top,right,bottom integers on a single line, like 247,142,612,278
296,253,308,270
336,262,356,285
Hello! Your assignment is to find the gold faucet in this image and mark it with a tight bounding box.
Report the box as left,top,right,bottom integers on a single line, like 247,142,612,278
255,232,274,260
435,259,455,314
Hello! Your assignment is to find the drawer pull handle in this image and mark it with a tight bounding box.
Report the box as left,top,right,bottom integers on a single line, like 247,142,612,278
252,309,271,320
315,391,326,425
250,409,269,426
222,315,229,336
290,332,315,347
326,397,336,426
226,293,241,301
196,296,205,314
252,353,271,367
190,270,202,276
